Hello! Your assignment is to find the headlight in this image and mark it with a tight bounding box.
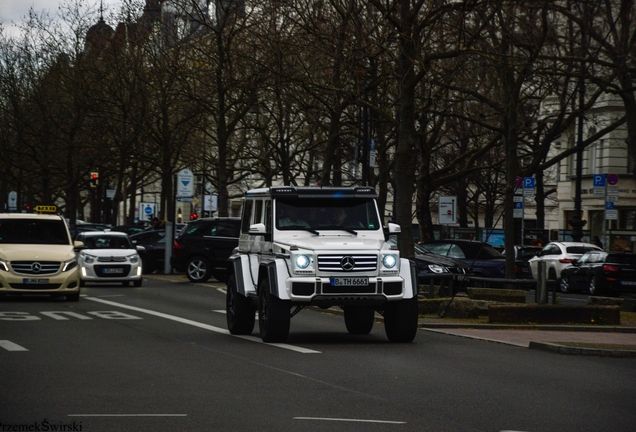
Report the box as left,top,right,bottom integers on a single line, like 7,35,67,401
382,254,397,269
295,254,311,269
129,254,140,264
62,259,78,272
427,264,447,274
0,260,8,272
81,253,96,264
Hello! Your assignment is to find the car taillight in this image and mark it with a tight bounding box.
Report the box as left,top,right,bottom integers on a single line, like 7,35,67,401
603,264,618,272
173,240,183,251
558,258,572,264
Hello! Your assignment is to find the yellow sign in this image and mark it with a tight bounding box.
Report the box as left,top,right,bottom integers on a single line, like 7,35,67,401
35,205,57,213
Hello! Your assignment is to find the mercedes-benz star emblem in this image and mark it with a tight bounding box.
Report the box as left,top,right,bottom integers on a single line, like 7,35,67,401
31,262,42,273
340,256,355,271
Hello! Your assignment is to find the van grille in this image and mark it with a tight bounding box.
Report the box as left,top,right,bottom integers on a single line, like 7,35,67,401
317,254,377,272
11,261,61,275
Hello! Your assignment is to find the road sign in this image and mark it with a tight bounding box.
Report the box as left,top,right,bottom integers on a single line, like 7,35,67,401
523,177,535,189
139,202,157,222
7,191,17,211
515,176,523,188
607,195,618,202
513,209,523,219
513,196,523,203
606,210,618,220
593,174,606,187
438,196,456,225
606,202,615,210
176,169,194,198
607,173,619,185
515,202,523,209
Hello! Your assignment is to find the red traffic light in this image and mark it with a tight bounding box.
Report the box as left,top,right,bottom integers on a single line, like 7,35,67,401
189,213,198,220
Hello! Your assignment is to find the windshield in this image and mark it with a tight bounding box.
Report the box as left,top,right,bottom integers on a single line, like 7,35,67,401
276,198,380,231
83,235,133,249
0,219,70,245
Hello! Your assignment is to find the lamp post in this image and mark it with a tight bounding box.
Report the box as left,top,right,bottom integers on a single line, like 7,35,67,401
569,3,589,242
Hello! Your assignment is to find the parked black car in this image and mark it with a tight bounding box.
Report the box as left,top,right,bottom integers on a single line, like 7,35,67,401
388,238,471,288
110,224,149,236
420,239,533,287
171,218,241,283
130,229,166,274
559,251,636,295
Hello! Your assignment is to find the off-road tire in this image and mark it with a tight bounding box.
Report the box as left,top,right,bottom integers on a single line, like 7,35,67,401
344,306,375,335
383,297,418,343
186,256,212,283
258,279,290,343
226,275,255,335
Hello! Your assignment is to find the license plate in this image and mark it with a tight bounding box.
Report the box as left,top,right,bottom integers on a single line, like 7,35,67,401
23,278,50,284
454,274,468,281
621,281,636,286
330,277,369,286
102,268,124,274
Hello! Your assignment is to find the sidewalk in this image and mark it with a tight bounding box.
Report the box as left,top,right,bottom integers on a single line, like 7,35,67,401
418,318,636,357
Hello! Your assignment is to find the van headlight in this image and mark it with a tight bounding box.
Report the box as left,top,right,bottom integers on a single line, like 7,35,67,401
382,254,398,269
295,254,311,269
62,259,78,272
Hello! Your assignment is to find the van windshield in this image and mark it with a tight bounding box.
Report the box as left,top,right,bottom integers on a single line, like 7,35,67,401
276,198,381,231
0,219,70,245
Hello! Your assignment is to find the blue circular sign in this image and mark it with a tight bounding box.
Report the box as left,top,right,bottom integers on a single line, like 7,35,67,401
144,205,153,215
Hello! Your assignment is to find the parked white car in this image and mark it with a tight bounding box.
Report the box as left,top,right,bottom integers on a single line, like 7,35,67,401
75,231,143,287
528,241,602,281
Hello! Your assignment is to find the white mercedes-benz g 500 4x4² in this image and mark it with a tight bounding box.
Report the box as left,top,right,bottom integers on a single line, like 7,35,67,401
225,186,419,343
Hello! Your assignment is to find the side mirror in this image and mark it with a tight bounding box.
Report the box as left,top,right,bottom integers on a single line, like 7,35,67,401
73,240,84,251
249,223,266,235
136,245,146,252
388,223,401,234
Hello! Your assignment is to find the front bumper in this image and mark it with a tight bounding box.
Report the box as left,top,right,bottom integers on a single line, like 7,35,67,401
80,263,143,282
0,268,80,295
287,275,406,305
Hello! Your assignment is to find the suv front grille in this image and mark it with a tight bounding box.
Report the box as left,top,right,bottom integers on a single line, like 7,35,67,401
317,254,377,272
11,261,61,275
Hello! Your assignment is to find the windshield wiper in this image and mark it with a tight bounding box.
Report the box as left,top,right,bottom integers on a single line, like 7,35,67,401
320,225,358,235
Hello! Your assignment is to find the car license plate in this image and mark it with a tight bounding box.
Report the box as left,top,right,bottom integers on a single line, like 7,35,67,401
330,277,369,286
23,278,49,284
102,268,124,274
454,274,468,281
621,281,636,286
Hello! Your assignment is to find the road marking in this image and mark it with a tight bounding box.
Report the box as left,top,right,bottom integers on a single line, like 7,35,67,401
68,414,187,417
293,417,406,424
83,296,320,354
0,340,28,351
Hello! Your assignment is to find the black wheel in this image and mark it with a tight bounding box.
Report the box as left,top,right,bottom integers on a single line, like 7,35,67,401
383,297,418,343
226,275,255,335
66,292,80,302
186,256,212,283
258,279,290,343
122,281,130,287
133,278,143,287
344,306,375,335
212,270,227,283
588,276,598,295
559,276,569,293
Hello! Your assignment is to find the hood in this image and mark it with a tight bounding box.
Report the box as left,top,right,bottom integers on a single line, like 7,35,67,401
81,248,136,257
277,235,385,252
0,244,76,262
415,252,470,269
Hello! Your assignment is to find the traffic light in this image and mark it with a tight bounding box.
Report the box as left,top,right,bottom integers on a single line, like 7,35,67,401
24,204,32,213
90,172,99,188
189,213,198,220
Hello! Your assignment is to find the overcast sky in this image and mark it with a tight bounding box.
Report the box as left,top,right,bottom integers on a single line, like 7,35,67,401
0,0,123,31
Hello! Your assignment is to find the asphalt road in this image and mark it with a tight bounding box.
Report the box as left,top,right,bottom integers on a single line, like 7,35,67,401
1,275,635,432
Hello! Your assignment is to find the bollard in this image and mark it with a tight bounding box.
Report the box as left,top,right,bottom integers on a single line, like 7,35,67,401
164,221,173,274
535,261,547,304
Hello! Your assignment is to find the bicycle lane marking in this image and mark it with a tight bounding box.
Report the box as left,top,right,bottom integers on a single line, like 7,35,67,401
83,296,320,354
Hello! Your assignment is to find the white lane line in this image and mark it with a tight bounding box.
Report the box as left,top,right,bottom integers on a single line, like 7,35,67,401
0,340,28,351
83,296,320,354
68,414,187,417
293,417,406,424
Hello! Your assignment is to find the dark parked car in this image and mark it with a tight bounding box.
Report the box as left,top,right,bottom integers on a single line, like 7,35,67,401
171,218,241,283
388,238,471,288
559,251,636,295
110,224,149,236
130,229,166,274
506,245,542,262
420,239,533,287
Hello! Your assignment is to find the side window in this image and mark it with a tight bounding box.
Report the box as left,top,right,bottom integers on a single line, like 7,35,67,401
265,200,272,234
217,220,238,237
206,222,219,236
448,244,466,259
254,200,263,225
578,253,590,264
241,200,253,234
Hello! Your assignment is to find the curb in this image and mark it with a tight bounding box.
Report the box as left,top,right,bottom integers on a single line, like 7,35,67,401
528,341,636,357
418,322,636,333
